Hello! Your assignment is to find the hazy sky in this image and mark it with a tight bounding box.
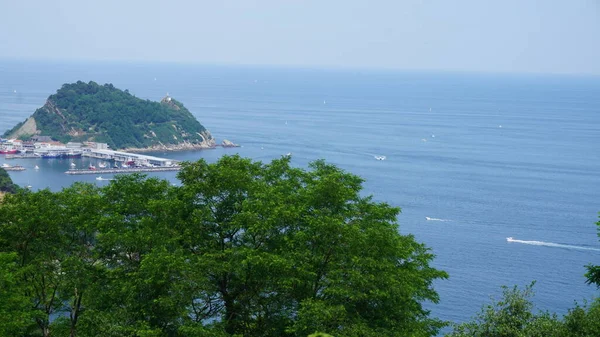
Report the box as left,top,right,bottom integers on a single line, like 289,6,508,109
1,0,599,74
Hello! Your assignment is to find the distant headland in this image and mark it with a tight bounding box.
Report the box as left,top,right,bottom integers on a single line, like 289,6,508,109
2,81,238,151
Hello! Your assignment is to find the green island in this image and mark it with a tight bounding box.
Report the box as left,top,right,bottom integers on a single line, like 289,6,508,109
3,81,217,151
0,155,599,337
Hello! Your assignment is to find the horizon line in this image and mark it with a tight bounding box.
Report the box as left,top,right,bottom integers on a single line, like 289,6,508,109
1,56,599,79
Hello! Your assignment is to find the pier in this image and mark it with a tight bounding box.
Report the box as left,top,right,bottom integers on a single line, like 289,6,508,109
3,148,179,167
84,149,179,167
5,154,38,159
65,166,181,175
2,165,25,171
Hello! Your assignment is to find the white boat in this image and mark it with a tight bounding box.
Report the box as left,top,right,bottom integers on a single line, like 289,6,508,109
506,237,515,242
70,162,76,168
34,165,39,170
98,162,107,168
96,176,103,180
374,155,386,161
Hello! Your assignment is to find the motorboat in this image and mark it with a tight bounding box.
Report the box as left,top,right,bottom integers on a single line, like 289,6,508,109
506,237,515,242
374,155,386,161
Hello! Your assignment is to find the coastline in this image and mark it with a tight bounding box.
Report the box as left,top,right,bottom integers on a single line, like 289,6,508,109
121,142,240,153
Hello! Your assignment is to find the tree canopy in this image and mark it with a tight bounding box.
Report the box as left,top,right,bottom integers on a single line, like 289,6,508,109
446,283,600,337
0,155,448,337
3,81,211,150
585,215,600,288
0,167,18,194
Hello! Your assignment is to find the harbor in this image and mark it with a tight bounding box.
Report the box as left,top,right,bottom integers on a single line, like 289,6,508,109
2,141,182,176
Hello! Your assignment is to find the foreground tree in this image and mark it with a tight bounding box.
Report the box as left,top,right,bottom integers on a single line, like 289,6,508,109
0,252,35,336
585,215,600,287
446,283,600,337
0,166,18,194
174,156,448,336
0,156,448,337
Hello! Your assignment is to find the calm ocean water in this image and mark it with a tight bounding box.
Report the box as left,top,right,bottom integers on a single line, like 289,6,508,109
1,60,599,325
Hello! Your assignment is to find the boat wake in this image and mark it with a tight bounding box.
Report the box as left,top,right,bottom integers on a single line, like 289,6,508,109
506,237,600,252
425,217,451,222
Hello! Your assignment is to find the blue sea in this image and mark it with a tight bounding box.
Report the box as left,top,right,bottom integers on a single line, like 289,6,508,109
1,60,600,326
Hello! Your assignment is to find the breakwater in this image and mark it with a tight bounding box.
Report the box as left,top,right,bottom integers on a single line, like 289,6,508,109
5,154,38,159
2,166,25,171
65,167,181,175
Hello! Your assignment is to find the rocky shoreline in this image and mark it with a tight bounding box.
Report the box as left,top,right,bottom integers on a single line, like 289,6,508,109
121,139,239,153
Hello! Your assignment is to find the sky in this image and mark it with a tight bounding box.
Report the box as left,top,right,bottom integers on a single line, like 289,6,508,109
0,0,599,75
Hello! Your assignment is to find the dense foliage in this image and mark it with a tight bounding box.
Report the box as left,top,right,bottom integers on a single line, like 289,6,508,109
0,156,448,337
0,167,18,193
585,216,600,288
447,283,600,337
6,81,210,149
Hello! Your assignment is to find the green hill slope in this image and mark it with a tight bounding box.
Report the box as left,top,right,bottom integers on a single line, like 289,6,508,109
3,81,215,150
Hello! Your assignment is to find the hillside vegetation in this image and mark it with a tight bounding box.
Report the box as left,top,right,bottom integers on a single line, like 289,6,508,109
3,81,214,150
0,167,18,194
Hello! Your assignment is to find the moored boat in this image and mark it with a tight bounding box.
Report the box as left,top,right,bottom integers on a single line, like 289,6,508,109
63,151,82,158
0,148,18,154
42,152,61,158
1,163,25,171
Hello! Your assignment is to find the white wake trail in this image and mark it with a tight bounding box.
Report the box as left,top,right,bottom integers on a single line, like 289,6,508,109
426,217,451,222
506,237,600,252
